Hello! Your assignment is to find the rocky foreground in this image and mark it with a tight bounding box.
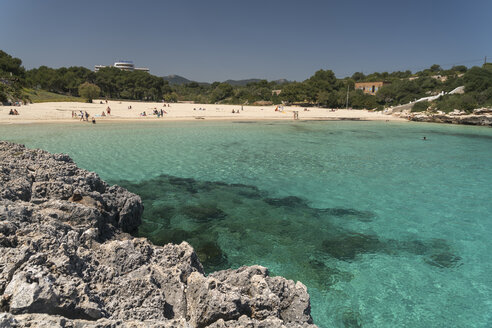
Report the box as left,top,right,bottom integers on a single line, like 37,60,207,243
0,141,316,328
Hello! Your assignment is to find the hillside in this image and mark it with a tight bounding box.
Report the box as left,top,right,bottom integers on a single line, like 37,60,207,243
23,88,82,103
162,74,193,85
163,75,291,86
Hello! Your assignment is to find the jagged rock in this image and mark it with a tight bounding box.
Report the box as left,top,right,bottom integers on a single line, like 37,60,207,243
209,266,313,324
473,107,492,114
0,141,317,327
449,109,467,116
207,315,315,328
406,112,492,126
0,312,192,327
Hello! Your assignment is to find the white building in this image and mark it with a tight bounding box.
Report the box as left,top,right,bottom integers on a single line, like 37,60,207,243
95,61,149,73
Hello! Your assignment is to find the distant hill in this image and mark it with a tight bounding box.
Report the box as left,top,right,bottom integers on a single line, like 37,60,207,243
162,75,193,85
274,78,290,84
223,79,262,86
224,78,291,86
163,75,291,86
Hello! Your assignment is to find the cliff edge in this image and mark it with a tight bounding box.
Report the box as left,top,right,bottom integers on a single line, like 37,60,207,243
0,141,316,328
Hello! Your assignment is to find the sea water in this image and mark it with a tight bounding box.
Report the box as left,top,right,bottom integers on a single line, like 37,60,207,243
1,120,491,327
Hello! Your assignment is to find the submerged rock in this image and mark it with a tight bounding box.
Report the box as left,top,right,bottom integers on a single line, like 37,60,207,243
181,203,226,222
195,240,229,269
341,310,362,328
321,233,383,260
0,141,317,327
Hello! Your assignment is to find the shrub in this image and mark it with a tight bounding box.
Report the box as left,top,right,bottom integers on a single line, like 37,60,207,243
412,100,430,112
78,82,100,103
434,94,477,113
464,67,492,92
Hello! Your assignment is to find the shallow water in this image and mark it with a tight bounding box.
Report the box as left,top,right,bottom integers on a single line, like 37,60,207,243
1,120,491,327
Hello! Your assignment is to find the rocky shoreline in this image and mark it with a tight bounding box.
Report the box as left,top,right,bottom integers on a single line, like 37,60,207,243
401,108,492,126
0,141,316,327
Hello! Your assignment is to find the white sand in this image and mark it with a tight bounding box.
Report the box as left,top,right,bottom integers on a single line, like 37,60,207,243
0,100,404,124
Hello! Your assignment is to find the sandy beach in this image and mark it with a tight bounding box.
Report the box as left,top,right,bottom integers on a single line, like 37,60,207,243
0,100,405,124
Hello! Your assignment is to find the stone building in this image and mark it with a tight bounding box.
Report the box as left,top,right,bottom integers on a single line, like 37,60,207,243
354,81,388,95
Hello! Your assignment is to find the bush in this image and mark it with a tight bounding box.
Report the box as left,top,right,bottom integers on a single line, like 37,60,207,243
412,100,430,112
464,66,492,92
163,92,178,102
78,82,100,103
434,94,477,113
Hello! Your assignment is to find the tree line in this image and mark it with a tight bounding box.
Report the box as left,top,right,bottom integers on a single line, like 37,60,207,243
1,49,491,112
26,66,171,102
0,50,26,103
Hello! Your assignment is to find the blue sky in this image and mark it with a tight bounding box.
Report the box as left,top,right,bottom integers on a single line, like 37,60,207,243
1,0,491,82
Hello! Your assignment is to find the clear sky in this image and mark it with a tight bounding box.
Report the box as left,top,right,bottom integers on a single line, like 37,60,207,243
1,0,491,82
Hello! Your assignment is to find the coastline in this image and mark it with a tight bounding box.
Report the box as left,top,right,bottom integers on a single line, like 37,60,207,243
0,100,405,124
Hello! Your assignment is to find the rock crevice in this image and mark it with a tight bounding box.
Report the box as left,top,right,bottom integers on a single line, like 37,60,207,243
0,141,317,327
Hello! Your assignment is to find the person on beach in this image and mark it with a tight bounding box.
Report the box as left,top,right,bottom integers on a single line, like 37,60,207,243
84,111,89,121
8,109,14,115
91,117,96,124
232,109,235,113
106,107,111,115
101,111,106,117
79,111,84,121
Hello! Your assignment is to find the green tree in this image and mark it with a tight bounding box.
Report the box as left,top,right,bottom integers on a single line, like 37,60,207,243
463,66,492,92
210,83,234,103
430,64,442,72
163,92,178,102
304,69,340,102
351,72,365,81
0,50,26,79
78,82,100,103
317,91,340,108
349,89,378,109
451,65,467,73
0,50,27,102
280,82,306,103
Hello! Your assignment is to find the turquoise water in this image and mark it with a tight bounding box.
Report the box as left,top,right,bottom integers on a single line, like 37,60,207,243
1,120,491,327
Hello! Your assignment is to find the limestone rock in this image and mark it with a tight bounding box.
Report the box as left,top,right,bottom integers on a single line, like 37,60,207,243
406,112,492,126
473,107,492,114
0,141,317,327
